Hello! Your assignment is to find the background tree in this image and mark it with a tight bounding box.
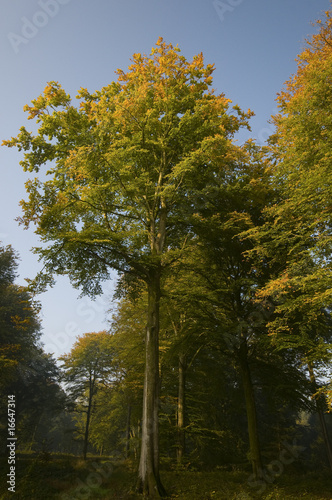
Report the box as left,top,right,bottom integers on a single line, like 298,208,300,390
0,243,65,455
12,349,66,452
249,9,332,356
88,297,146,459
59,331,114,460
0,243,40,389
183,141,272,479
242,9,332,471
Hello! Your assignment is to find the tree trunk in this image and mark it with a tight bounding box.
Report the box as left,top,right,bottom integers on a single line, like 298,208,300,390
83,373,94,460
308,362,332,472
28,414,41,452
126,403,131,459
177,354,186,463
137,268,166,498
238,340,263,479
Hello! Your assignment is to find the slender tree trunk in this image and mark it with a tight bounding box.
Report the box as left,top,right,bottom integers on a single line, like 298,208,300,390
83,374,94,461
177,354,186,463
28,422,39,452
137,268,166,498
308,363,332,472
238,340,263,480
126,403,132,459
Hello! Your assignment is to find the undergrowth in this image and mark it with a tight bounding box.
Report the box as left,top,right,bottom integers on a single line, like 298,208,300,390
0,454,331,499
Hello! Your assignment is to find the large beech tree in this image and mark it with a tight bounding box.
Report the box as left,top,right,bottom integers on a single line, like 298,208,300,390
3,38,252,497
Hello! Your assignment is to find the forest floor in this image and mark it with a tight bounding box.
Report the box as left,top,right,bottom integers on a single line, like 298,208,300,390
1,454,332,499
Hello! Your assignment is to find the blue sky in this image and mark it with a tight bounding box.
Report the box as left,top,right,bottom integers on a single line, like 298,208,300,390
0,0,330,357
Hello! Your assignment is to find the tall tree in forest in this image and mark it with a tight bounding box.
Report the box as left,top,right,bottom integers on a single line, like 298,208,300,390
243,9,332,470
161,253,221,464
3,38,252,496
186,141,274,479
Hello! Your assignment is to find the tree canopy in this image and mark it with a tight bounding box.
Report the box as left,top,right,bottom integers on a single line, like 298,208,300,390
3,38,252,295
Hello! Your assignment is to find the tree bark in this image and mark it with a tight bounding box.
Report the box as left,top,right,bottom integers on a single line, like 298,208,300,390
238,340,263,480
308,362,332,472
177,354,186,463
83,372,94,460
126,403,131,459
137,268,166,498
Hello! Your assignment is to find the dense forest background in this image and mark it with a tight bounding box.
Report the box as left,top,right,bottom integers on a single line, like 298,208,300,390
1,7,332,500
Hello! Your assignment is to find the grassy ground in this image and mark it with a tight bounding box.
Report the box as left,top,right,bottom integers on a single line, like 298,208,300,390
0,454,332,499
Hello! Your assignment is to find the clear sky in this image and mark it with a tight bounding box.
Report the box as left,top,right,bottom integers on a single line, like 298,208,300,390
1,0,330,358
